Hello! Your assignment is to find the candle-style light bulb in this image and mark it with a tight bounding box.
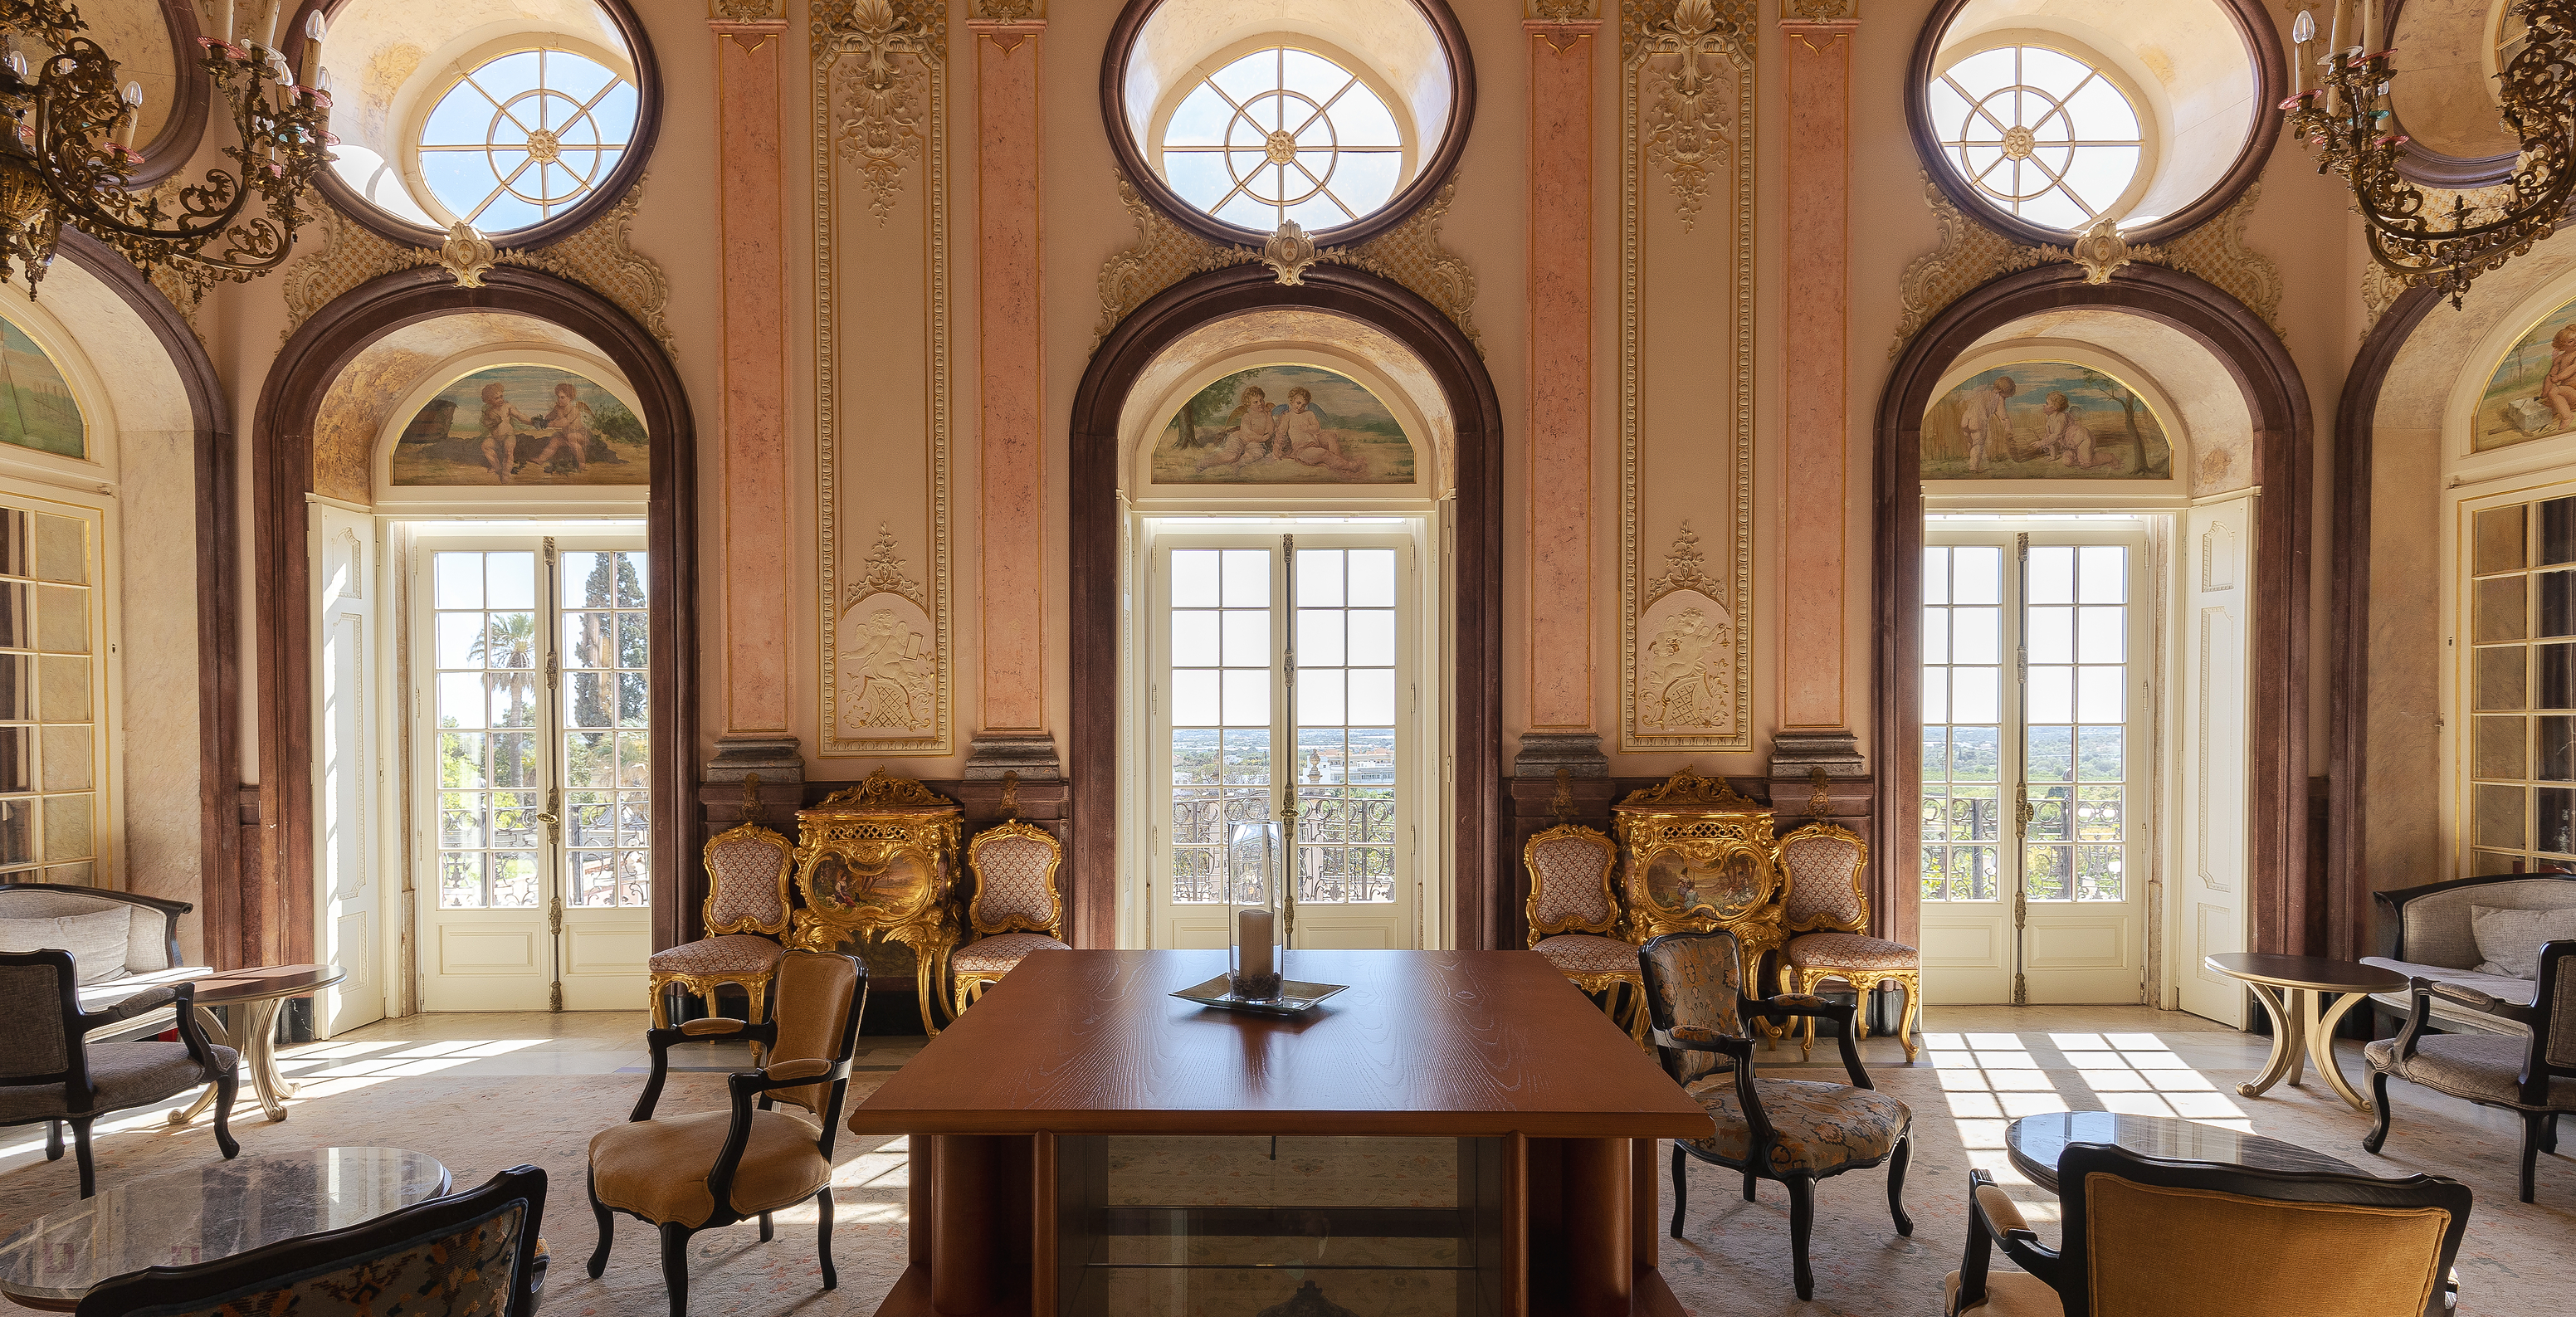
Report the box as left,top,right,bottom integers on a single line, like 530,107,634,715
259,0,282,49
2291,7,2313,96
119,81,142,152
298,10,324,86
218,0,236,46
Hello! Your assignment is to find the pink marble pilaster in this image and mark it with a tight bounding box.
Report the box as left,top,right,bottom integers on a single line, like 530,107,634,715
711,17,792,734
1778,19,1858,731
1525,18,1600,734
970,18,1048,733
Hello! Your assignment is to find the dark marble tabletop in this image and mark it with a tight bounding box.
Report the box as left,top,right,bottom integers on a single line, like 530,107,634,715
2007,1112,2361,1193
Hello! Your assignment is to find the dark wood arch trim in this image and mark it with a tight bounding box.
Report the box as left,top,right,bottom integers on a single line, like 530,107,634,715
251,266,700,965
295,0,666,250
1872,263,2315,958
1098,0,1477,251
1068,263,1505,949
124,0,214,187
1904,0,2286,248
2325,280,2446,960
54,231,237,963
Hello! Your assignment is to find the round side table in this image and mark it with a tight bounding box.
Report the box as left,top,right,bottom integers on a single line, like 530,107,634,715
168,964,348,1124
2203,952,2408,1113
2006,1111,2361,1193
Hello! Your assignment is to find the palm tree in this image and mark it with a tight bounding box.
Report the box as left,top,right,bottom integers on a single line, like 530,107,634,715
470,612,539,729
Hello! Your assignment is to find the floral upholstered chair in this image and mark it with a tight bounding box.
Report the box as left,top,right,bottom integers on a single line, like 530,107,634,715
1774,822,1921,1061
949,819,1069,1014
1523,822,1647,1043
648,778,796,1045
1640,927,1914,1302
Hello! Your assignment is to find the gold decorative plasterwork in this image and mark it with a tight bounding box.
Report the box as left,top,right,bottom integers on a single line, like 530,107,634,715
277,186,675,356
970,0,1040,17
1090,172,1483,353
2360,261,2408,340
712,0,783,19
815,0,951,757
1889,174,2283,356
1262,221,1318,285
1622,0,1755,752
816,767,954,810
1531,0,1598,18
1788,0,1856,17
439,222,496,288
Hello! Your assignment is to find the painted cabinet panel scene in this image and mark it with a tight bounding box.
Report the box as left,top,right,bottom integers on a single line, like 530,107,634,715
1923,363,2173,480
1151,364,1416,485
393,365,649,486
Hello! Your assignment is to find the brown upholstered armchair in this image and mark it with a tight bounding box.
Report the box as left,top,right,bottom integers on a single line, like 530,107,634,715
1523,822,1648,1043
2365,938,2576,1203
0,949,239,1197
1773,822,1920,1061
949,819,1069,1014
588,950,868,1317
1946,1144,2471,1316
648,780,797,1041
1639,928,1914,1301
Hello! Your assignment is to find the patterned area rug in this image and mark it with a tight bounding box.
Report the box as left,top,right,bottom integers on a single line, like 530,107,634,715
1,1032,2567,1316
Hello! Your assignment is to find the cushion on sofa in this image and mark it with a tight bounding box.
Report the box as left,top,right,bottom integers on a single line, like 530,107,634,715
0,907,134,985
2363,958,2539,1037
2467,905,2576,978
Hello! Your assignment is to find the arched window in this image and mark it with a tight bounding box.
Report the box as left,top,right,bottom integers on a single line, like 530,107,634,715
1156,46,1407,232
1928,45,2144,232
417,46,639,232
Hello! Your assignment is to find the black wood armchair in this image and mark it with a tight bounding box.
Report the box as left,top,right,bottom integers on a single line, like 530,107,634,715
0,949,237,1197
1947,1144,2471,1316
1638,928,1914,1300
587,949,868,1317
2365,939,2576,1203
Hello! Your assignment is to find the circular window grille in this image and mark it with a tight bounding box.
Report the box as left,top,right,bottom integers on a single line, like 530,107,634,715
417,46,639,232
1158,46,1408,232
1927,46,2144,232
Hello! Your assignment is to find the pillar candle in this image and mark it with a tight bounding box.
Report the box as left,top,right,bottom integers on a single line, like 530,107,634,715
259,0,282,50
1237,909,1275,989
218,0,235,46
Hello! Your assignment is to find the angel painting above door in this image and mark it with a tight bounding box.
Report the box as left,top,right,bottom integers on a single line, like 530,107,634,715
1150,364,1416,485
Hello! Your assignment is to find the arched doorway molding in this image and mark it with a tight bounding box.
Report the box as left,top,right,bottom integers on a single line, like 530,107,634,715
2326,227,2576,958
1875,262,2314,956
1070,263,1503,949
44,231,238,963
252,265,699,963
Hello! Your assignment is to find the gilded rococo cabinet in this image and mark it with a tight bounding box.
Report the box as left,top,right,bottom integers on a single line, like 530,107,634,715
1523,781,1649,1042
949,803,1071,1015
787,770,964,1036
1612,768,1785,983
648,777,796,1038
1774,822,1921,1062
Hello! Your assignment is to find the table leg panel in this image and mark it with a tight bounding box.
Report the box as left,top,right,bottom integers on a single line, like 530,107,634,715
2236,983,2301,1099
1632,1137,1656,1270
931,1135,1004,1314
2312,990,2376,1111
1561,1137,1632,1317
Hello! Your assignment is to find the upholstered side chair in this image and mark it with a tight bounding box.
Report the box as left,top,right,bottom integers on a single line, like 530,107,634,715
0,949,239,1197
2364,938,2576,1203
1774,822,1921,1061
1523,822,1648,1043
647,780,797,1046
1639,928,1913,1301
950,819,1070,1015
1946,1145,2471,1317
589,950,868,1317
76,1165,549,1317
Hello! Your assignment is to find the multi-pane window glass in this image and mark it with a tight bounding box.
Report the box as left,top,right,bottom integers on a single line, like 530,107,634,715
1159,46,1405,232
0,506,96,885
1928,46,2144,231
435,551,542,909
1293,549,1398,905
1922,546,2004,901
1169,549,1274,904
2465,496,2576,874
2022,546,2130,901
418,47,638,232
561,551,649,908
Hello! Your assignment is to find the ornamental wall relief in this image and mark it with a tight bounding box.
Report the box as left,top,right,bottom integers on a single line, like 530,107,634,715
1621,0,1755,752
815,0,952,755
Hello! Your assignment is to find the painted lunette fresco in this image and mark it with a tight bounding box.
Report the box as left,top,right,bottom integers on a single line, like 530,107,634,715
0,319,84,460
392,365,648,486
2476,294,2576,453
1922,362,2174,480
1150,364,1416,485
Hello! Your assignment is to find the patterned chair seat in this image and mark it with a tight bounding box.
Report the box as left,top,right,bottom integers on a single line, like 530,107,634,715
648,934,786,978
952,932,1070,978
2364,1034,2576,1110
1785,931,1919,972
1682,1073,1911,1175
1532,934,1642,978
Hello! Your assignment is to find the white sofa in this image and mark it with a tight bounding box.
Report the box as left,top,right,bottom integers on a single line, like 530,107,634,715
2360,873,2576,1037
0,883,211,1044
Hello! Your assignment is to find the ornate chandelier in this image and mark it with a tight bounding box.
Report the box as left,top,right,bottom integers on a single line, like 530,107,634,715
2281,0,2576,307
0,0,333,299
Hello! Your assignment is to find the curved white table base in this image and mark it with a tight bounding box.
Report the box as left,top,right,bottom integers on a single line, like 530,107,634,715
2233,981,2376,1112
170,998,299,1125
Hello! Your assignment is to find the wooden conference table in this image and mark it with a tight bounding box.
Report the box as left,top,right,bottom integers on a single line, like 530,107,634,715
848,949,1713,1317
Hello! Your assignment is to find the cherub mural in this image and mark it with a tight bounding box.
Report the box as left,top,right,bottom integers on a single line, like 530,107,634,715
0,319,84,460
1151,364,1414,485
1922,363,2174,480
2477,295,2576,451
393,364,648,485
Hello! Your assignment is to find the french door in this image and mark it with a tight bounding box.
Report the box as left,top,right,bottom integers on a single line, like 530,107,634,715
1920,522,2150,1004
413,532,652,1011
1145,532,1420,951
